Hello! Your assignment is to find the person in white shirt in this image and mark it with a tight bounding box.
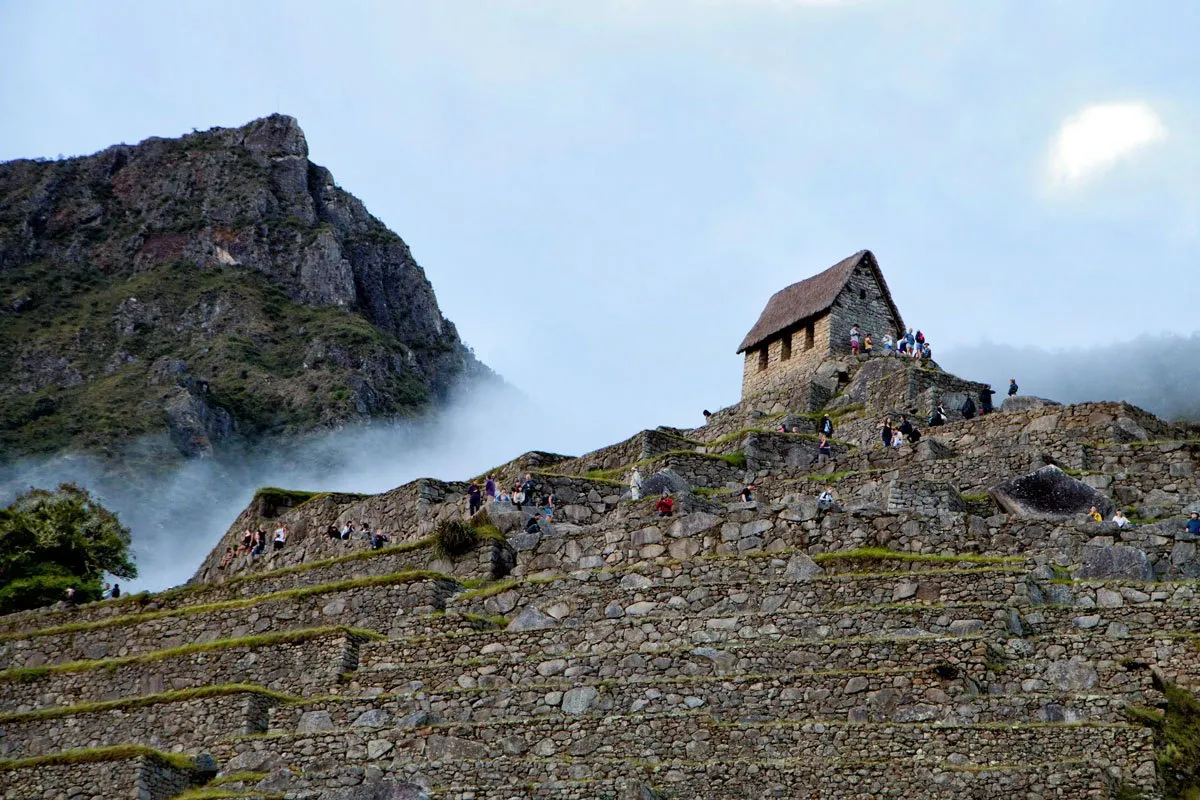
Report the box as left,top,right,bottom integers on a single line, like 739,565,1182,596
1112,510,1132,529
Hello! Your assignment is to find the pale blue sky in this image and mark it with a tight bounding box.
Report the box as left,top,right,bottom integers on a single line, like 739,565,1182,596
2,0,1197,451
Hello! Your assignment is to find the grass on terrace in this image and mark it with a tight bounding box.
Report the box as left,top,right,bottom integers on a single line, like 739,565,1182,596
0,535,439,631
0,626,382,684
0,744,197,773
0,684,296,724
0,570,450,642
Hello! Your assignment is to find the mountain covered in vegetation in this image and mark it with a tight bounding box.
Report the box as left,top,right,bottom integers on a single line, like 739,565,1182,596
0,115,486,461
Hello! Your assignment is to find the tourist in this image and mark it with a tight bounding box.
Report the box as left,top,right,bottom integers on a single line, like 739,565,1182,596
543,493,558,520
1112,510,1132,529
325,525,340,541
521,474,537,504
929,404,947,427
778,423,788,433
979,386,996,415
110,583,120,599
810,434,833,466
738,484,755,502
371,530,390,550
467,482,482,516
883,332,895,355
703,409,712,423
816,488,835,512
819,414,834,438
498,488,511,505
920,341,932,360
1088,506,1103,522
219,546,235,568
898,416,922,443
512,485,526,510
850,324,861,355
905,328,916,349
1186,512,1200,537
484,475,497,500
339,522,354,541
525,512,543,534
240,528,253,554
359,521,373,544
891,426,904,448
655,492,675,517
101,582,112,599
961,397,977,420
879,417,894,448
252,529,266,556
897,338,908,356
1008,378,1019,397
863,333,873,354
630,468,643,501
273,526,287,551
916,330,925,346
65,586,77,604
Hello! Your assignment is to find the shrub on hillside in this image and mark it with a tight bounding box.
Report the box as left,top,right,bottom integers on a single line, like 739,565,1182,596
0,483,137,613
433,519,479,559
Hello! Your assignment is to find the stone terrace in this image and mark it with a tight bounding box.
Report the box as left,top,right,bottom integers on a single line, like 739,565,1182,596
1,356,1198,799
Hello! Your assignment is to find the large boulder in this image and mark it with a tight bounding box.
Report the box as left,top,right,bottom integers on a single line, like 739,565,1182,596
988,465,1115,520
1000,395,1061,414
1076,545,1155,581
640,469,691,497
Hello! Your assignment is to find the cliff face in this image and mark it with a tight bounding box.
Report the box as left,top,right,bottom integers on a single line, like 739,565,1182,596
0,115,486,459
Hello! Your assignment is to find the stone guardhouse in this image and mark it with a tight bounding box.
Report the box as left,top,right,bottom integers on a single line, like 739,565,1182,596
737,249,904,400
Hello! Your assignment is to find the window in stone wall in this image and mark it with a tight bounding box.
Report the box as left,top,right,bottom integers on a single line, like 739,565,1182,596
859,289,867,300
781,334,792,361
804,322,815,350
757,347,768,372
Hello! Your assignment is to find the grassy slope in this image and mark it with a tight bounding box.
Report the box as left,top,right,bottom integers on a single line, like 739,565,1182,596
0,259,430,456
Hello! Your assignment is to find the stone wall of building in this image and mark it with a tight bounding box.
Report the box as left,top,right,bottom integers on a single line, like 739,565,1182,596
826,260,905,358
740,311,833,400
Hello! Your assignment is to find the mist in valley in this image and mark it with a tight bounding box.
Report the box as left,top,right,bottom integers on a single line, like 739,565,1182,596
0,380,581,594
939,333,1200,422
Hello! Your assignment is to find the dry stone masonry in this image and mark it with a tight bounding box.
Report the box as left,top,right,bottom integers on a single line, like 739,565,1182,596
2,255,1199,799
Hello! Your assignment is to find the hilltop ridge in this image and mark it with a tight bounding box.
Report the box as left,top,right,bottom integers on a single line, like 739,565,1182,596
0,115,488,460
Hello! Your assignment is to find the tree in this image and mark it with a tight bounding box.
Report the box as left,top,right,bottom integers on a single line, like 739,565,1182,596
0,483,137,613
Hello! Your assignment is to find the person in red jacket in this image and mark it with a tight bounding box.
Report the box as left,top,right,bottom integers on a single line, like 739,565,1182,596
655,492,675,517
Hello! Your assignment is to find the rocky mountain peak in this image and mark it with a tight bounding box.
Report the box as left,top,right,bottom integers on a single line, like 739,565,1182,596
0,115,490,459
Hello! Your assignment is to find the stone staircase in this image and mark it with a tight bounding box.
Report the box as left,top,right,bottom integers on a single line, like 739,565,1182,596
3,397,1198,798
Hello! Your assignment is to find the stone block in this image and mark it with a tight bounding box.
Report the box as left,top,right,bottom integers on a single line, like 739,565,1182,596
989,465,1115,520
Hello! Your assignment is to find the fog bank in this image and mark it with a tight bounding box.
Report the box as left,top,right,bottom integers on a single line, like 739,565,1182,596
0,380,584,594
939,333,1200,422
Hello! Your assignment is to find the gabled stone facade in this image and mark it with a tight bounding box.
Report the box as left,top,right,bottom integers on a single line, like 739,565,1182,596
738,250,904,400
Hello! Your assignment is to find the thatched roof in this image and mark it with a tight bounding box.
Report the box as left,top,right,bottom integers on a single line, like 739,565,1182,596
737,250,903,353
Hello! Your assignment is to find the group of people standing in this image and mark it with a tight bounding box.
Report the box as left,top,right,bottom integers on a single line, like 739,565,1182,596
468,473,557,521
323,520,390,550
878,415,923,449
217,525,291,569
850,325,933,361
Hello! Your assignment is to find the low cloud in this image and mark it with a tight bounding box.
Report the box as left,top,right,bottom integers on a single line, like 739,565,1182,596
1047,101,1166,188
940,333,1200,423
0,380,581,594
